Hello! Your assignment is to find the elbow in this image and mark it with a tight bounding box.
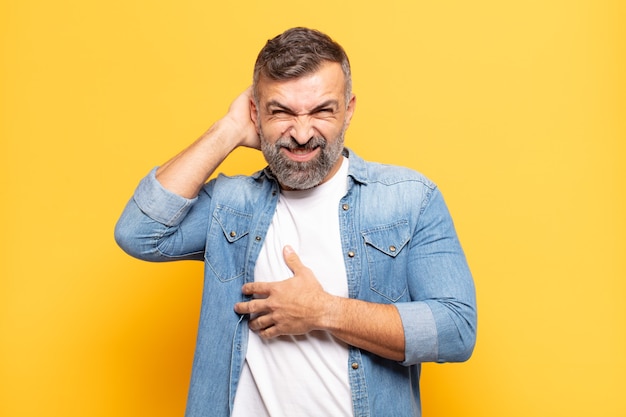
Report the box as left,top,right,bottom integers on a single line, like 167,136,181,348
438,334,476,363
114,216,141,259
433,302,477,363
451,334,476,363
114,206,158,261
114,198,166,261
440,316,477,363
114,219,161,261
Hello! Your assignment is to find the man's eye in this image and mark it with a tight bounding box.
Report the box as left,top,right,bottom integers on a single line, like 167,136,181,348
316,109,335,116
270,110,291,118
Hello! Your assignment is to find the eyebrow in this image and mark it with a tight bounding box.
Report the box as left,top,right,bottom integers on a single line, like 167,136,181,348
265,99,339,115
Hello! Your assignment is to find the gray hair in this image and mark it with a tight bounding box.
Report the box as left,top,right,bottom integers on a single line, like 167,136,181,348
252,27,352,107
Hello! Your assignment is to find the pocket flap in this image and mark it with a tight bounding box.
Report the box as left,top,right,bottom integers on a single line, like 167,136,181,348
362,220,411,257
213,205,252,243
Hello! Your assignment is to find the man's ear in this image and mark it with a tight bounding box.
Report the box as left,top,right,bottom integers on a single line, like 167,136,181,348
344,93,356,127
250,96,260,133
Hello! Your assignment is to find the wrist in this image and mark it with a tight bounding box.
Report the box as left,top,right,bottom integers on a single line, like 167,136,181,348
319,294,343,332
202,118,243,152
220,113,258,149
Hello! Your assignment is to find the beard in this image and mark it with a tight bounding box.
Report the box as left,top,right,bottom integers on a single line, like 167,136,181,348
260,129,346,190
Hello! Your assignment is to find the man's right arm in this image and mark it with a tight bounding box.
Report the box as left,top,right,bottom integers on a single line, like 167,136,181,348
156,87,260,198
114,88,260,261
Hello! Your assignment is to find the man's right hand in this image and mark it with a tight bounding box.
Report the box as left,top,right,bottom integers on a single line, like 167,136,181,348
222,86,261,150
154,87,262,199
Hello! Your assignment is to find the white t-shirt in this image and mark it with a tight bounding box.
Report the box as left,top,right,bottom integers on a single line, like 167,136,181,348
232,157,352,417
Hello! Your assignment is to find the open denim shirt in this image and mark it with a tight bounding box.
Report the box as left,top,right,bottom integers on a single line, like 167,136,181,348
115,148,477,417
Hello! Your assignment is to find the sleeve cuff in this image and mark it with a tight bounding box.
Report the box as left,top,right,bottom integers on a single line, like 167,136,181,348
133,167,198,227
396,301,439,365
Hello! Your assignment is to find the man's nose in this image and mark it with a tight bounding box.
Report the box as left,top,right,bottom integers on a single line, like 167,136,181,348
288,115,315,144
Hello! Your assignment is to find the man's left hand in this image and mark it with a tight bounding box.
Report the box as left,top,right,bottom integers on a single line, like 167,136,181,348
234,245,336,338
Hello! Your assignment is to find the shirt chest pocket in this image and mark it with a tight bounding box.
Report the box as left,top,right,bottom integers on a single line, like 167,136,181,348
205,205,252,282
361,220,411,302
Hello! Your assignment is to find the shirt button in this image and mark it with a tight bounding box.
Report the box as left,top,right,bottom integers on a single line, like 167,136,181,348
255,236,262,242
351,362,359,370
342,204,349,211
389,245,396,252
347,251,355,258
230,231,237,237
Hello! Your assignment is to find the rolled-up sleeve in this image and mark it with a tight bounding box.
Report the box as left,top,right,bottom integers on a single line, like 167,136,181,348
114,168,206,262
396,301,439,364
132,167,197,227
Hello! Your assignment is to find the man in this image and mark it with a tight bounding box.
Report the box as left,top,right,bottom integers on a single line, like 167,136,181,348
115,27,477,417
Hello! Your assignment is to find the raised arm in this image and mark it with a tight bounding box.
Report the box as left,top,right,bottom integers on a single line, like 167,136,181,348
156,87,260,198
114,88,260,261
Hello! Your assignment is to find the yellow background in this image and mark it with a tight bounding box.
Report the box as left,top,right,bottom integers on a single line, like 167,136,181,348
2,0,624,416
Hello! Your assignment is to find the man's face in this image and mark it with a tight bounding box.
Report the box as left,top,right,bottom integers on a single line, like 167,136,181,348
251,62,356,190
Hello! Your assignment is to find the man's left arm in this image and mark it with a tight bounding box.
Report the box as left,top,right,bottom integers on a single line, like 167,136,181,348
234,245,406,361
234,188,477,364
398,187,477,364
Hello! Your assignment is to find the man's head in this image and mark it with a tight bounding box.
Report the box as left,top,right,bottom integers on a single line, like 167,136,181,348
251,27,356,190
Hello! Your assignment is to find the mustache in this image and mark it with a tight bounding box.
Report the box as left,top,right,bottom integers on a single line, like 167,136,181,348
274,136,327,150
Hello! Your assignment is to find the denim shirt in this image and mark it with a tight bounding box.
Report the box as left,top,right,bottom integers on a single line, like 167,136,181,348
115,148,477,417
